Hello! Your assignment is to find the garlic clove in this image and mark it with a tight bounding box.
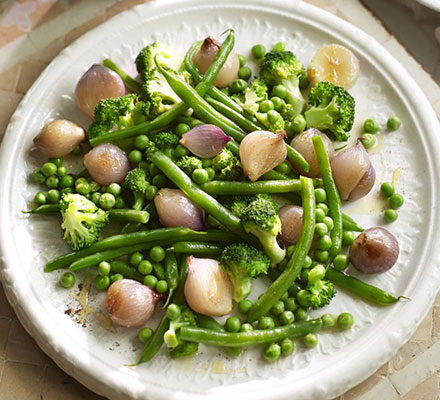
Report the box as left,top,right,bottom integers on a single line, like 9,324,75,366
240,130,287,182
184,256,233,316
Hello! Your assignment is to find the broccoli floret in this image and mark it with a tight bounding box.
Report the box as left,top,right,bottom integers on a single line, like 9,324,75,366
260,51,305,116
175,156,202,176
240,194,285,265
303,279,336,309
135,42,183,82
220,243,270,302
223,195,255,218
255,110,285,133
144,141,158,162
123,168,150,210
151,131,180,149
231,78,268,116
211,148,243,181
60,193,109,251
304,81,355,141
164,306,199,358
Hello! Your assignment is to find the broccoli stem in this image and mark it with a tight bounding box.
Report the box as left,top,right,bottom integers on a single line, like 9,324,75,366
247,176,315,322
200,179,302,195
149,151,259,246
179,319,322,347
102,59,143,94
45,228,238,272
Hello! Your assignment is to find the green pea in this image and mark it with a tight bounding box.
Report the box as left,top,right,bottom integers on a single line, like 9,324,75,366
41,162,57,177
98,261,111,276
32,170,46,184
163,147,176,160
314,249,329,263
192,168,209,185
380,182,395,197
138,327,153,343
143,274,157,289
364,118,380,133
297,290,310,307
150,246,165,262
258,316,275,330
60,271,75,288
134,134,149,150
259,99,274,113
289,114,306,135
47,189,60,204
57,166,67,177
315,222,328,236
272,84,287,99
111,273,124,283
129,150,142,164
315,208,325,223
205,167,215,181
175,144,189,158
389,193,404,209
387,116,401,131
251,44,266,59
114,196,125,209
333,254,349,271
238,54,246,67
279,310,295,325
145,185,158,201
166,304,181,321
270,96,284,111
300,269,309,284
303,255,313,269
271,300,285,316
130,252,144,267
95,275,110,290
275,161,292,175
338,312,354,330
240,323,254,333
45,175,59,189
225,316,241,333
342,230,356,246
238,66,252,81
267,110,281,123
317,235,332,251
299,74,310,89
384,209,398,223
304,333,318,348
264,343,280,362
272,41,286,51
156,280,168,293
360,134,377,149
314,188,327,203
201,158,212,168
295,308,308,321
34,191,47,205
280,338,295,356
76,182,91,195
60,175,74,188
238,299,253,314
308,264,326,283
230,79,247,94
76,177,88,186
317,203,329,215
175,123,191,136
138,260,153,275
106,183,121,196
70,145,82,156
48,157,63,167
152,174,167,188
323,216,334,231
99,193,116,210
61,187,73,195
321,314,337,328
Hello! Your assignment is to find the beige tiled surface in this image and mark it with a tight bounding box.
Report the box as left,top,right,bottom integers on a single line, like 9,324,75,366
0,0,440,399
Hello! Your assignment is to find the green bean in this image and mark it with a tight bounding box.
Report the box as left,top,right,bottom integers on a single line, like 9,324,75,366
45,228,238,272
110,260,145,282
102,59,143,94
200,179,301,195
171,241,223,256
260,170,291,180
136,314,170,365
164,249,179,294
341,213,364,232
176,116,204,128
150,151,258,246
286,144,310,174
172,256,189,305
180,319,322,347
205,96,262,132
325,267,406,306
312,135,342,259
91,31,236,147
23,204,60,214
247,176,315,322
195,315,241,356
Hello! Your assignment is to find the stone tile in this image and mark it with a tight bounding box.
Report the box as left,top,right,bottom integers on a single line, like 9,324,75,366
32,1,68,30
16,59,47,94
64,15,106,47
0,64,21,92
342,373,382,399
389,340,430,372
434,290,440,307
0,284,15,319
401,373,439,400
356,378,399,400
29,36,66,64
375,362,390,376
411,309,433,343
0,26,25,48
5,319,50,365
105,0,149,19
0,90,23,134
0,318,12,357
0,361,44,400
433,306,440,340
41,365,106,400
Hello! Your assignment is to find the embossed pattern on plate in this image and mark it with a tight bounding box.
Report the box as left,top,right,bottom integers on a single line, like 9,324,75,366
0,1,440,399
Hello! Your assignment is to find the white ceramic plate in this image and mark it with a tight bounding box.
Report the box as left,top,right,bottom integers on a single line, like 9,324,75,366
1,0,440,399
